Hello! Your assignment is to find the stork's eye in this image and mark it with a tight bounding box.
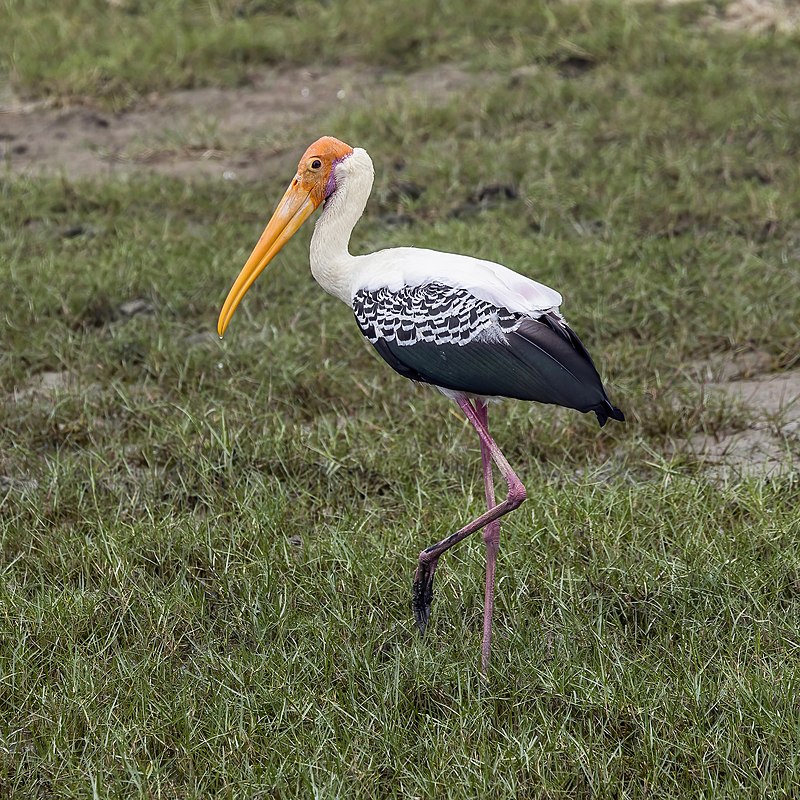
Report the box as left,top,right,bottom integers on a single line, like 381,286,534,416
311,159,322,169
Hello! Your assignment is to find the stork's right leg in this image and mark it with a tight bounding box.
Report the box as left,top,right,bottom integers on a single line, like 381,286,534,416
476,400,501,674
412,397,526,655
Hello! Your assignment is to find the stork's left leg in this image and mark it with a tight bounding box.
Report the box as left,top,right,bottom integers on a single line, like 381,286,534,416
476,400,501,674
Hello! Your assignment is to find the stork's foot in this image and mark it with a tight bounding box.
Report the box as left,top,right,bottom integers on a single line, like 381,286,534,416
412,555,438,635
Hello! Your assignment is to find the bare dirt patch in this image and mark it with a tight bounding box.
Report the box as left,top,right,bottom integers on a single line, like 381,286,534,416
628,0,800,33
11,370,75,401
683,362,800,480
702,0,800,34
0,64,479,182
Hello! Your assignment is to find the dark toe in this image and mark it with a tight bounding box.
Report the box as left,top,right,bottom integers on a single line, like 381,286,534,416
412,558,437,635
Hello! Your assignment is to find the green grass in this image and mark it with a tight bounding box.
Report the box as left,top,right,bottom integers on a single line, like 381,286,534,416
1,0,770,107
2,1,800,796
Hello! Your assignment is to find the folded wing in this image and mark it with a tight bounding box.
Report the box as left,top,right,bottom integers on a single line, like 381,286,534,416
353,282,624,427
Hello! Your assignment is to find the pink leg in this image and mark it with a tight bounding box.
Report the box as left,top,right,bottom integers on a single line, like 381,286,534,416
412,396,526,673
476,401,501,674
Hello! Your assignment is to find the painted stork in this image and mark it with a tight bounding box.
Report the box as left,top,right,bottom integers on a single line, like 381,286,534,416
218,136,624,673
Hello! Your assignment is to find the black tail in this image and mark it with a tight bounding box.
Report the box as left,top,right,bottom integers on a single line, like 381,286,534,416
516,314,625,426
594,399,625,428
535,313,624,428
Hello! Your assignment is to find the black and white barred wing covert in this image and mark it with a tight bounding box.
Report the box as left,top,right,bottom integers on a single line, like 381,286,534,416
352,282,624,426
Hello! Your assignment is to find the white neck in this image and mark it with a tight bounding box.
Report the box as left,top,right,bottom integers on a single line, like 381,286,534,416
309,148,374,304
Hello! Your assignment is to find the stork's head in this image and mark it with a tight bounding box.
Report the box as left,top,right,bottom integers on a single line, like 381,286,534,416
217,135,354,337
293,135,356,210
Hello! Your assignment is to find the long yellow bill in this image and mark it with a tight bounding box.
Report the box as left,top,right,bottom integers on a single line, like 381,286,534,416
218,180,317,337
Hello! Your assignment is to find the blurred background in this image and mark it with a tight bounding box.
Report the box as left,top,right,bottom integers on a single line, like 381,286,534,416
1,1,799,796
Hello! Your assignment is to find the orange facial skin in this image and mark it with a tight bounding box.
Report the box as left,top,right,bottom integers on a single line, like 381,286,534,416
295,136,354,209
217,136,354,337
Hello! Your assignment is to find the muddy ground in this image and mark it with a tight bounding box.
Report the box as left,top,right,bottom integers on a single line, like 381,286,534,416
682,351,799,480
0,64,479,181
